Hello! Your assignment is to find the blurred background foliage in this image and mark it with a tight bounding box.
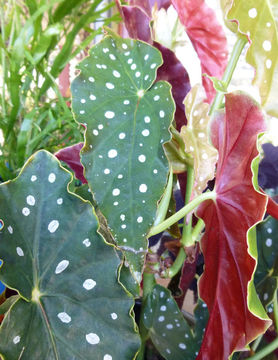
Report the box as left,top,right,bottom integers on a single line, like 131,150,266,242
0,0,119,181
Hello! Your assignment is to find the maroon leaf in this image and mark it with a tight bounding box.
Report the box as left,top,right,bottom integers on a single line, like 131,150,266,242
55,142,87,184
172,0,228,103
266,195,278,220
117,0,190,129
196,93,271,359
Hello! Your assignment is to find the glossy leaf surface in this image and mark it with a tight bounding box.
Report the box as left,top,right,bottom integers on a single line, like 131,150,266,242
71,34,175,280
172,0,228,102
196,93,270,359
180,85,218,196
143,284,198,359
227,0,278,116
0,151,140,360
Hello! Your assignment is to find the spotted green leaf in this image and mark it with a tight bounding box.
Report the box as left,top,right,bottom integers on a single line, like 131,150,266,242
0,151,140,360
71,33,175,281
180,85,218,196
143,285,198,359
226,0,278,117
255,216,278,307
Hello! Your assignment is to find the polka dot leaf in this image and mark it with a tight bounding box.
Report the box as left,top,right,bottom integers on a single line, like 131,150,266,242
255,216,278,307
71,34,175,281
0,151,140,360
226,0,278,117
142,285,198,360
179,85,218,196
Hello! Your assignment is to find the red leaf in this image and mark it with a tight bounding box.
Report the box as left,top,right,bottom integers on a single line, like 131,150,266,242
55,143,87,184
171,0,228,103
196,94,270,359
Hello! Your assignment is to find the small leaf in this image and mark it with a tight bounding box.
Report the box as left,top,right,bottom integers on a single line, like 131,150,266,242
0,151,140,359
226,0,278,117
180,85,218,196
196,93,271,360
143,284,198,359
55,142,87,184
71,34,175,280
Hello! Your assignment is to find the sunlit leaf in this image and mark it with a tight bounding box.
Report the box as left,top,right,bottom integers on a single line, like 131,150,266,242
172,0,228,102
71,33,175,281
196,93,271,359
0,151,140,359
226,0,278,117
180,85,218,196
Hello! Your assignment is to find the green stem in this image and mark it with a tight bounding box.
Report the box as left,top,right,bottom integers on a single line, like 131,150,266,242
209,35,248,115
148,191,216,238
247,337,278,360
138,273,155,360
166,248,186,278
0,3,6,118
251,335,263,353
181,166,194,247
192,218,205,242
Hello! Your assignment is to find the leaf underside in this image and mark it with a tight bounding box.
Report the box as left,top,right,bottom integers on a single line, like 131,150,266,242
71,34,175,280
196,93,270,360
0,151,140,360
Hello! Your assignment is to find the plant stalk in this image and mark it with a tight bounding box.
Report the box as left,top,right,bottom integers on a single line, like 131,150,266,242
209,35,248,115
148,191,216,238
247,337,278,360
181,166,194,247
138,272,155,360
274,290,278,332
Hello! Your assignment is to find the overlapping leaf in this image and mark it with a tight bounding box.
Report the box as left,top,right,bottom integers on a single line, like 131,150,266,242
143,284,198,359
196,93,271,359
0,151,140,360
226,0,278,117
71,34,175,280
180,85,218,196
255,216,278,307
172,0,228,103
55,142,87,184
117,1,190,129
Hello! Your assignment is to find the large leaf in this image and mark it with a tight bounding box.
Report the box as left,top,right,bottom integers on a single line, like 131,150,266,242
71,33,175,280
0,150,140,359
143,284,198,359
226,0,278,117
172,0,228,103
196,93,271,359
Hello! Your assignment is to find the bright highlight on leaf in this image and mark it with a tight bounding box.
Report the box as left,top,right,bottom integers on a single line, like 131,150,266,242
180,85,218,196
0,151,140,360
71,33,175,280
196,93,271,360
226,0,278,117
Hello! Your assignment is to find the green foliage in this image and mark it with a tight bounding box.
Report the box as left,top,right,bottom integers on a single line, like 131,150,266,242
0,150,140,359
71,33,175,281
0,0,118,181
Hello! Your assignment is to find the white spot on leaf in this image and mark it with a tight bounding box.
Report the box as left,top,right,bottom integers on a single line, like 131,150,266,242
57,312,71,323
16,247,24,257
112,188,120,196
31,175,37,182
86,333,100,345
48,220,59,233
83,238,91,247
55,260,69,274
13,336,20,344
83,279,96,290
138,155,146,163
22,207,30,216
139,184,147,193
105,111,115,119
111,313,118,320
108,149,117,158
248,8,257,18
48,173,56,183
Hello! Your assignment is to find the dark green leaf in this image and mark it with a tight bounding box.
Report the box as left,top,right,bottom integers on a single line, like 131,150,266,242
0,151,140,359
71,33,175,280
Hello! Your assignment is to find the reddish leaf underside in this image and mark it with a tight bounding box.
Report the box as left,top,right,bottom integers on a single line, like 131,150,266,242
117,0,190,129
55,142,87,184
171,0,228,103
196,93,270,360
